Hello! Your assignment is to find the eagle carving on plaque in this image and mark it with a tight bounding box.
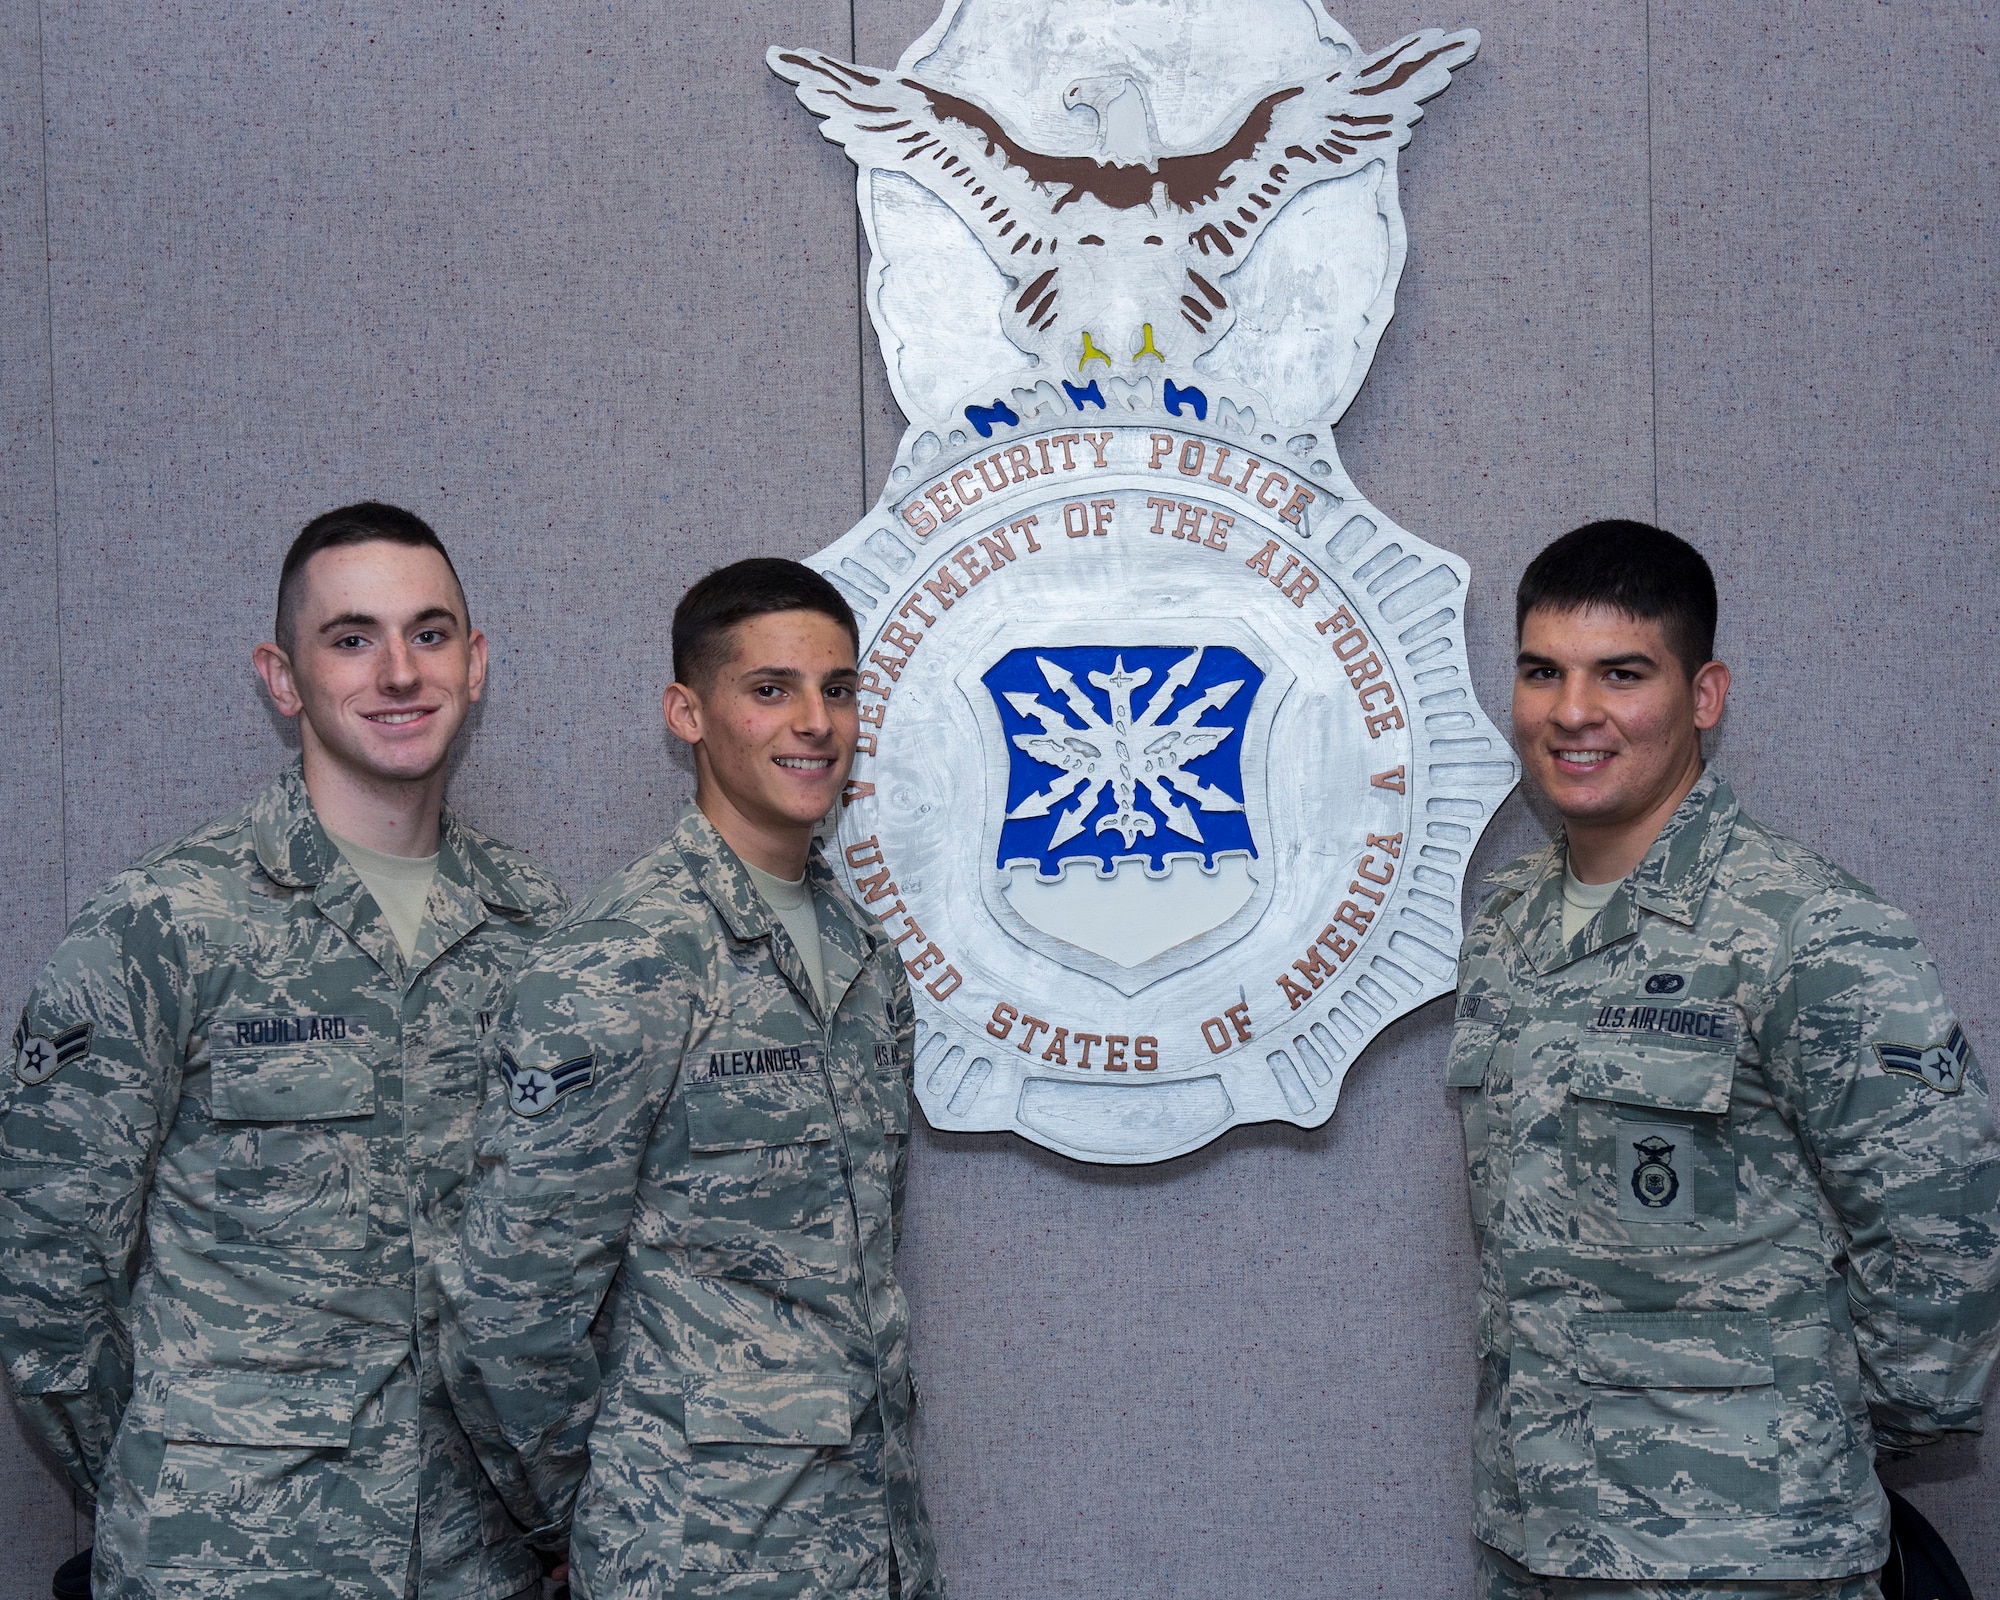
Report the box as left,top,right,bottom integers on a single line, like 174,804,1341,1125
772,0,1514,1163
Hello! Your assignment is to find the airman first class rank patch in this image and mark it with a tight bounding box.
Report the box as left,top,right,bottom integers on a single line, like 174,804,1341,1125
12,1011,92,1085
499,1047,595,1117
1874,1023,1971,1094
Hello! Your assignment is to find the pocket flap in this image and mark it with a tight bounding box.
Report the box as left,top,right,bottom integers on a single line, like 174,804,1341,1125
1573,1049,1736,1114
211,1046,377,1123
1578,1312,1774,1389
162,1371,360,1447
684,1372,853,1446
686,1072,834,1153
7,1347,90,1396
1447,1027,1499,1088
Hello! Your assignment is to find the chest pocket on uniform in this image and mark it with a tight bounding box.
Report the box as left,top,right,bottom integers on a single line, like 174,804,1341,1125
1449,996,1508,1235
1565,1008,1741,1232
209,1038,377,1251
684,1060,843,1284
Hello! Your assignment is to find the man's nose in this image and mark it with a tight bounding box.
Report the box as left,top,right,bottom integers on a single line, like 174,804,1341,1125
379,637,419,689
1551,671,1601,727
786,687,829,736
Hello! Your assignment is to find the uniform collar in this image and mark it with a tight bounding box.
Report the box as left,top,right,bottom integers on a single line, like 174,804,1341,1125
1500,769,1736,976
249,759,533,979
673,802,880,1022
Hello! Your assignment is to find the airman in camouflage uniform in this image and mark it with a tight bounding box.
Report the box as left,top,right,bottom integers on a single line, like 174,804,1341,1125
0,505,566,1600
439,559,941,1600
1456,523,2000,1596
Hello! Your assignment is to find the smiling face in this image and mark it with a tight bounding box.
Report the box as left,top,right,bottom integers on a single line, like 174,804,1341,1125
663,609,860,877
256,540,486,795
1512,603,1730,880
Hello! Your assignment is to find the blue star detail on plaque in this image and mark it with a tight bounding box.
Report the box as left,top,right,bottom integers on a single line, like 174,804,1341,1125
983,644,1263,874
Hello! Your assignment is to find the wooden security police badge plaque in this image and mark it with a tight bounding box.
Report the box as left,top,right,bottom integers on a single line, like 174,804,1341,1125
772,0,1514,1162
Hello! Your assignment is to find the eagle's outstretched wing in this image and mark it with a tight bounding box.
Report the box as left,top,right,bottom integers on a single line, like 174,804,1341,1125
769,48,1072,332
1163,29,1478,283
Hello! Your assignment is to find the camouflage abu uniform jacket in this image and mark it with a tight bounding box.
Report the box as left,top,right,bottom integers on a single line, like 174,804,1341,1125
1452,771,2000,1581
0,763,566,1600
439,805,941,1600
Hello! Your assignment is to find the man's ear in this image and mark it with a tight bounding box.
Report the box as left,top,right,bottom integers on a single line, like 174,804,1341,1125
466,628,489,705
662,680,704,747
253,641,304,718
1692,658,1731,732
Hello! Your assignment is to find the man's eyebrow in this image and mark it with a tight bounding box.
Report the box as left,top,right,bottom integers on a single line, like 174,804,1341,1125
738,665,806,681
1515,650,1558,668
318,606,459,637
1596,652,1658,669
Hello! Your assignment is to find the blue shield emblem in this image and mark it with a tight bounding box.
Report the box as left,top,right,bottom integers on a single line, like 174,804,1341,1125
983,644,1264,873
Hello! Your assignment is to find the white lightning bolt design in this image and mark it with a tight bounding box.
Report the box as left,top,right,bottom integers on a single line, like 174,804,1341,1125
1004,648,1245,852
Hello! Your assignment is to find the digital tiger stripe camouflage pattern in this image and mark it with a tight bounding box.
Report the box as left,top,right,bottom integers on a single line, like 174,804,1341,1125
439,804,941,1600
1453,772,2000,1583
0,764,566,1599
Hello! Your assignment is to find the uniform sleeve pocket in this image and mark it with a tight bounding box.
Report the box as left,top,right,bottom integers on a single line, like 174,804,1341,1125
1577,1311,1780,1520
682,1373,850,1575
147,1371,359,1574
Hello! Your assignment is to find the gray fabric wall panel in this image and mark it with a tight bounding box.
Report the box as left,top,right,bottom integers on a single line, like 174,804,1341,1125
1650,0,2000,1573
36,0,863,902
3,2,1996,1596
0,0,86,1575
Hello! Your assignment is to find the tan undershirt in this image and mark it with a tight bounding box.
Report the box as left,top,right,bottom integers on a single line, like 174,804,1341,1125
1561,857,1622,944
327,829,439,961
744,859,826,1008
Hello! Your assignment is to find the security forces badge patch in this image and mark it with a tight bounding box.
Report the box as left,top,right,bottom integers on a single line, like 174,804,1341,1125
773,0,1513,1161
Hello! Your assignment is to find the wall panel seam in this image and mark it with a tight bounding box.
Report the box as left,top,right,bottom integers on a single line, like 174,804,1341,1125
849,0,868,511
1644,0,1660,519
32,0,70,935
33,0,84,1558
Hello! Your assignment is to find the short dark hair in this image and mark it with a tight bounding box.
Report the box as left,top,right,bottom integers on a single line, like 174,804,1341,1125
1516,520,1717,676
275,501,465,654
672,558,860,687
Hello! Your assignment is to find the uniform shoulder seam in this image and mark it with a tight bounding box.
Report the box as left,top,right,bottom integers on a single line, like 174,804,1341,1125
1719,811,1874,908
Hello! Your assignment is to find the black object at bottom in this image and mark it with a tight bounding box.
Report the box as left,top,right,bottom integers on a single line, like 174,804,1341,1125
1882,1486,1974,1600
51,1548,89,1600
